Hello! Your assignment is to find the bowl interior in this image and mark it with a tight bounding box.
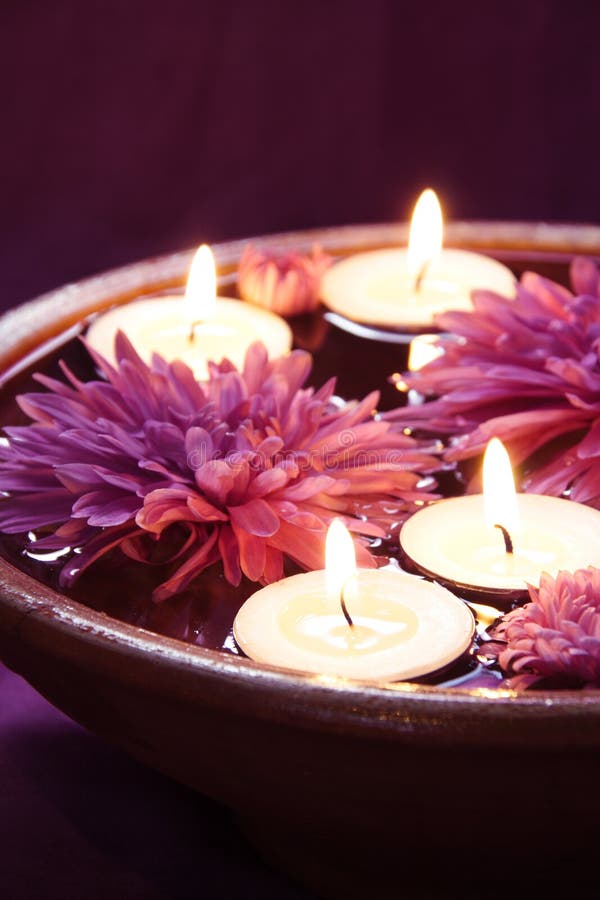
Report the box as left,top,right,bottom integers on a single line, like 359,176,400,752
2,221,600,748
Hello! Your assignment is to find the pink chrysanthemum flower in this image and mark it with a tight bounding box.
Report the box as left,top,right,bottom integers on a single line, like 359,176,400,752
388,257,600,506
484,567,600,689
0,334,437,601
238,243,332,315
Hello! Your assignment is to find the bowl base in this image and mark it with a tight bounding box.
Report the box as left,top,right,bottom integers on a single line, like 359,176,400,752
237,808,600,900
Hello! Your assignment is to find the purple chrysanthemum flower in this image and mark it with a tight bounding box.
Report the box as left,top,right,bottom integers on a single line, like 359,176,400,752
0,334,437,601
238,243,332,315
484,567,600,689
388,257,600,506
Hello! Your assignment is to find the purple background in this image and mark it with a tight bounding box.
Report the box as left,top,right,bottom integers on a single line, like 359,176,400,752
0,665,312,899
2,1,600,896
2,0,600,311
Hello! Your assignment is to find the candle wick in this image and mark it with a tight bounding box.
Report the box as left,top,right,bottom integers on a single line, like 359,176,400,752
494,523,514,555
340,578,355,629
188,320,202,343
414,261,429,294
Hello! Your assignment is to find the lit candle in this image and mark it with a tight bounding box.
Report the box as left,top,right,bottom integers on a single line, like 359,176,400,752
320,189,516,330
233,519,474,682
390,333,444,398
407,333,444,372
86,244,293,380
400,438,600,601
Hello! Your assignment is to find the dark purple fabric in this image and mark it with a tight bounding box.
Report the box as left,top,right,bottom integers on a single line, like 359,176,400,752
0,662,313,899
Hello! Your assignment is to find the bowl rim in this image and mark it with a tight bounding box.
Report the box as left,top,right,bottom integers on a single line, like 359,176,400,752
2,220,600,746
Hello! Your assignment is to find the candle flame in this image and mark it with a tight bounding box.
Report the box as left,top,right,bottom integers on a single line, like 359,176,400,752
407,188,443,280
185,244,217,319
325,518,357,601
483,438,519,535
408,334,443,371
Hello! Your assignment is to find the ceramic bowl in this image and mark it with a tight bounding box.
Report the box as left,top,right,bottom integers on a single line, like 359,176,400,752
2,223,600,898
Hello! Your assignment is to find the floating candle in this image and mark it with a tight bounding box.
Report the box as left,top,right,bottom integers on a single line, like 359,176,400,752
320,189,516,330
400,438,600,599
391,333,444,399
86,244,292,380
407,333,444,372
233,519,474,682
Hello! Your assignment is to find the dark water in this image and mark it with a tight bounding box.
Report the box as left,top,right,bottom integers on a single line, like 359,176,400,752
0,249,574,689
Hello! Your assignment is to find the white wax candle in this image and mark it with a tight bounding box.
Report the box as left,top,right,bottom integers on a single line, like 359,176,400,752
321,190,516,329
233,567,474,682
86,245,292,380
321,247,515,329
400,494,600,594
